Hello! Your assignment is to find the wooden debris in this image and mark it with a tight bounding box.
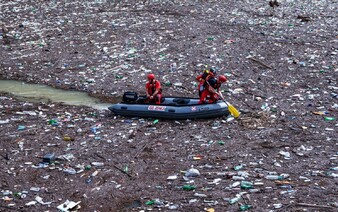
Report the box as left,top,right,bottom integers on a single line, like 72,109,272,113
248,57,273,69
296,203,333,209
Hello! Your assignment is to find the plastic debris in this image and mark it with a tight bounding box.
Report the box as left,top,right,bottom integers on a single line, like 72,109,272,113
57,200,81,212
0,1,336,211
185,168,200,178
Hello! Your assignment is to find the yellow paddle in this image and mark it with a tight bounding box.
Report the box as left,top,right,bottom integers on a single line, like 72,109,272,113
222,98,240,118
218,91,240,118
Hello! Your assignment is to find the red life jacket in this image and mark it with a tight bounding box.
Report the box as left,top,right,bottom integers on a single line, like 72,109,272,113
148,80,162,95
197,70,214,89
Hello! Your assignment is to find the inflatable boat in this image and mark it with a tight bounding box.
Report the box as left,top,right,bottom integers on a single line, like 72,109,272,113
108,92,230,120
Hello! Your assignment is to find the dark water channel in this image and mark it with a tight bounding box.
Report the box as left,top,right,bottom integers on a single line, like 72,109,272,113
0,80,113,110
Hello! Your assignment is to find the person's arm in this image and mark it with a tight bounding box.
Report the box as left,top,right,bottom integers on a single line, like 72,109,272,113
207,84,217,94
206,80,218,94
150,81,161,99
151,88,160,98
146,83,151,98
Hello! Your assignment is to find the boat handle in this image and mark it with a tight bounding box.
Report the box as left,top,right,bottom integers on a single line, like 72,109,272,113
168,109,175,112
121,106,128,110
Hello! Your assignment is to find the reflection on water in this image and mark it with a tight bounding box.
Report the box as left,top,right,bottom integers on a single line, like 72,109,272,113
0,80,113,110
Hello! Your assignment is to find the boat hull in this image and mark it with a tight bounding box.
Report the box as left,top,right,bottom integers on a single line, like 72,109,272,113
108,97,230,119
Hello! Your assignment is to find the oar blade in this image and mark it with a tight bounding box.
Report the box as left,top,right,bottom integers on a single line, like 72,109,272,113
228,104,240,118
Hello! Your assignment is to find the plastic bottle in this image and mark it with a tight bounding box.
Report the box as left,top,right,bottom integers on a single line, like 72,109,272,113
234,164,243,171
63,167,76,175
194,193,207,197
85,176,93,184
232,176,245,180
170,63,177,72
145,200,155,205
165,81,172,86
182,185,196,191
265,175,283,180
63,136,74,141
324,117,335,121
240,181,253,189
168,204,179,210
330,167,338,171
90,127,97,133
326,172,338,178
229,196,241,204
185,168,200,177
91,162,104,166
18,125,26,130
239,204,253,211
48,119,58,126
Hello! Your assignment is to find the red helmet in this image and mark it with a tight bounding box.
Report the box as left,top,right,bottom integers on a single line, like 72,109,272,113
147,73,155,80
218,75,227,83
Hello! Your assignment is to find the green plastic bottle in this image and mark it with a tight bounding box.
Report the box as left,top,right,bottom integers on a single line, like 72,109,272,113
165,81,172,86
239,204,253,211
324,117,335,121
265,175,283,180
234,164,243,171
182,185,196,191
240,181,253,189
145,200,155,205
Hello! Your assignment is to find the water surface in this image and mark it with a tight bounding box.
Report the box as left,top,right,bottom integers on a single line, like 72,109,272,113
0,80,112,110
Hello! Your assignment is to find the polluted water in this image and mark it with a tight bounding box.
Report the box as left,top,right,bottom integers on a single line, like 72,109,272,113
0,80,113,110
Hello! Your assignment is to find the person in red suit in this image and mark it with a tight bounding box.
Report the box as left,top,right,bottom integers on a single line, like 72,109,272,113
198,75,227,104
196,67,216,97
145,73,162,104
